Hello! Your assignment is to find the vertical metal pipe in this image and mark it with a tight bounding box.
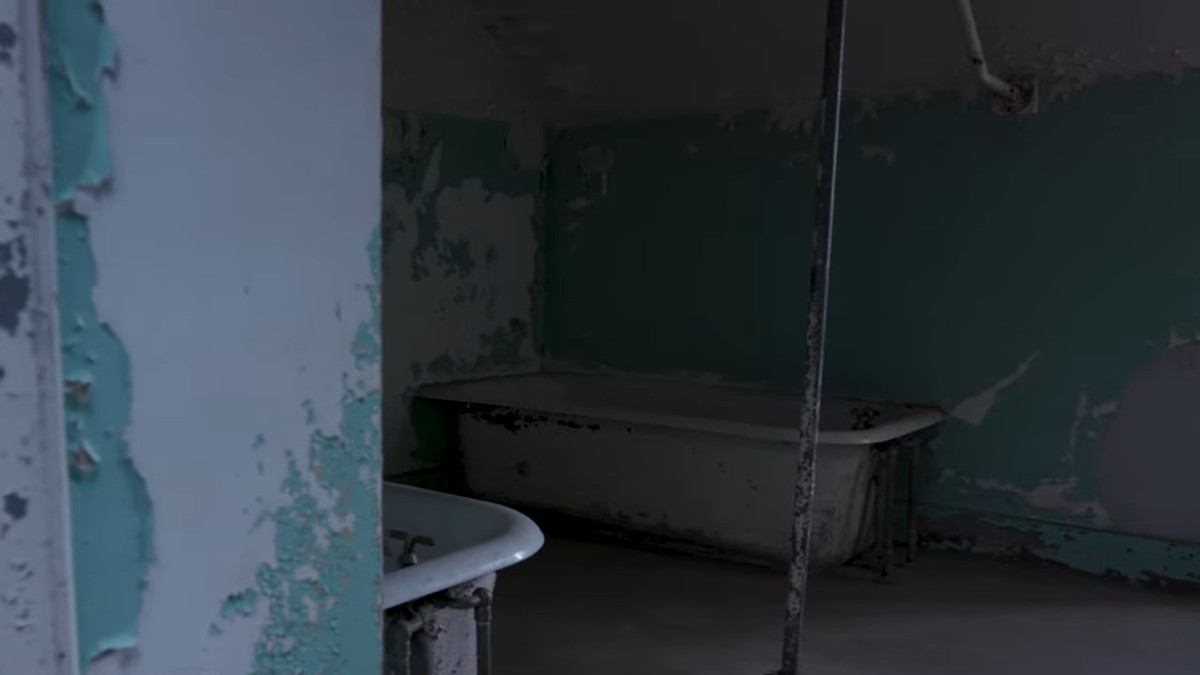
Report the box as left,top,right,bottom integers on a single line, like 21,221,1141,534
777,0,848,669
474,588,493,675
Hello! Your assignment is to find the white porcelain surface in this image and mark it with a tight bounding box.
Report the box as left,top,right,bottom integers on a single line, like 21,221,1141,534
381,482,544,609
417,372,945,446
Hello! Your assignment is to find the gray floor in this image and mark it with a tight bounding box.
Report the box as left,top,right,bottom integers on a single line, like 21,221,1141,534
492,537,1200,675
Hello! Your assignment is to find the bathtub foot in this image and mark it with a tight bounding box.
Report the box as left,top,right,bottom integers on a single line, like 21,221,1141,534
883,444,900,578
865,442,903,579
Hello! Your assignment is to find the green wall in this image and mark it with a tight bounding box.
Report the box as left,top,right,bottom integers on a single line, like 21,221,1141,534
542,73,1200,584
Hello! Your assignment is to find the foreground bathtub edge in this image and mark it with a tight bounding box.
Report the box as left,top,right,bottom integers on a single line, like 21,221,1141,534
381,483,545,609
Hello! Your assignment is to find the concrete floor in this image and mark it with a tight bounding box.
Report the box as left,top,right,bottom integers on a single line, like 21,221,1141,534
492,537,1200,675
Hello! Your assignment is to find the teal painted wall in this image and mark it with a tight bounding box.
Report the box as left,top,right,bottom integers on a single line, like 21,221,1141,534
45,1,152,663
542,74,1200,583
544,112,812,384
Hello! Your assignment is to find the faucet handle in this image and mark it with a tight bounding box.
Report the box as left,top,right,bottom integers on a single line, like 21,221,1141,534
400,535,435,567
405,535,435,556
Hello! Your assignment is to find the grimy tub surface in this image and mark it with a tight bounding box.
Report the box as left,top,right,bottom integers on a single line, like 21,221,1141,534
418,372,943,567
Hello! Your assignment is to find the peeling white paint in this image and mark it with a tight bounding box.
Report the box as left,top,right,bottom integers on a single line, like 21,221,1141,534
382,163,538,475
578,145,615,196
1166,327,1198,349
421,144,444,197
860,143,897,164
951,351,1041,425
766,98,819,134
565,196,591,211
1068,392,1118,457
975,477,1111,524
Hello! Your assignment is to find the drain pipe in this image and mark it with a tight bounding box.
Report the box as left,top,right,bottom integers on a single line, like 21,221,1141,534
432,587,493,675
954,0,1035,111
385,609,427,675
775,0,847,668
474,588,493,675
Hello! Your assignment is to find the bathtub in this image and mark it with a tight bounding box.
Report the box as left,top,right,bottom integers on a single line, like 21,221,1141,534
417,372,943,568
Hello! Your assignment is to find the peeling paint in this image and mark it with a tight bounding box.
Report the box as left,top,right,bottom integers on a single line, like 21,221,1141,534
951,351,1040,426
924,505,1200,586
245,230,382,674
577,145,615,196
565,196,591,211
382,111,540,478
1067,393,1117,456
45,0,153,665
974,477,1109,524
3,491,28,520
859,143,896,164
219,588,260,621
766,99,819,134
0,237,30,335
0,32,13,72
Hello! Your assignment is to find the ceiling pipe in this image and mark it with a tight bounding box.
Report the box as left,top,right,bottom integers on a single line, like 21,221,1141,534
954,0,1036,113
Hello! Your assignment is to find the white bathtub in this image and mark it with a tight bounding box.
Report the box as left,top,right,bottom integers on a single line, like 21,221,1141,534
381,482,544,609
417,372,943,568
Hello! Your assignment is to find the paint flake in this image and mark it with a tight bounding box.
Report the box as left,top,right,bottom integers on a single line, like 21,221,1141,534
951,351,1040,425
